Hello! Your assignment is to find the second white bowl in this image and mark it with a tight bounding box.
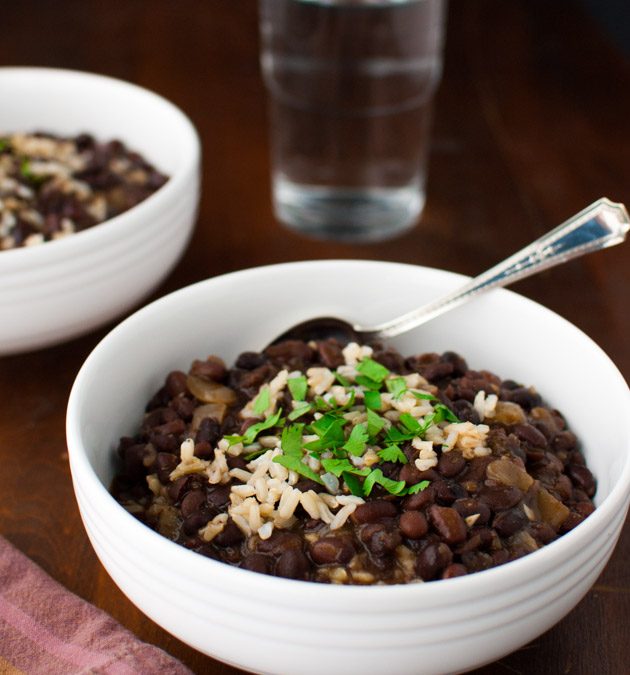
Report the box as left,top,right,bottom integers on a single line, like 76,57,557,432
0,67,200,354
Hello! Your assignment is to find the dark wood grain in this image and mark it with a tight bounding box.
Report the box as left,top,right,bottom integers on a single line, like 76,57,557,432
1,1,628,674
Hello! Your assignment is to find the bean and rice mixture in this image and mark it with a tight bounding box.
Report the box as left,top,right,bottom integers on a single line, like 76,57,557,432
111,340,596,584
0,131,168,250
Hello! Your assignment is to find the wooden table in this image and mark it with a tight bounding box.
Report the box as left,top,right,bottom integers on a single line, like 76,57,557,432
1,1,628,673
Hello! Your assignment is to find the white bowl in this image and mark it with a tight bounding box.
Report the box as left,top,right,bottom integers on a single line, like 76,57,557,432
66,260,630,675
0,67,200,355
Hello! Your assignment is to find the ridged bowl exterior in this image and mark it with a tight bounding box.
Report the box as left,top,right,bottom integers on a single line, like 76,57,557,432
66,261,630,675
0,67,200,354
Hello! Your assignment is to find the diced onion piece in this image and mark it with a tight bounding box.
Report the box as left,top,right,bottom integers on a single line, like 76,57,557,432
486,457,534,491
537,488,570,530
192,403,228,430
187,374,236,405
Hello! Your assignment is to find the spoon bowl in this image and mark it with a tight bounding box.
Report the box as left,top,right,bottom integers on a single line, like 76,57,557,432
270,198,629,347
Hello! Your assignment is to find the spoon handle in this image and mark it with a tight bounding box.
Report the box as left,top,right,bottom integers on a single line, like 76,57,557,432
366,197,629,340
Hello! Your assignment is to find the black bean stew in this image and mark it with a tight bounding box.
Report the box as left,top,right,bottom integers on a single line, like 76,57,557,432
0,131,168,250
111,340,596,584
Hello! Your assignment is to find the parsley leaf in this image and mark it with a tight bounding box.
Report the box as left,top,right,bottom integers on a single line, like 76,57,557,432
225,408,283,446
288,402,312,421
320,458,371,477
399,413,422,434
244,447,267,461
356,374,382,390
366,408,385,437
342,471,364,497
384,424,414,444
385,377,407,400
0,138,9,153
412,391,437,401
343,423,369,456
273,455,323,484
281,423,304,456
356,358,390,384
305,413,346,452
252,388,270,416
406,480,431,494
364,390,382,411
288,375,308,401
334,371,352,387
433,403,460,424
363,468,407,496
377,445,408,464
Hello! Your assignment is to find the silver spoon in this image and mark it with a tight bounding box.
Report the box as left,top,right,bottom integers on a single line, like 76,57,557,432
270,197,629,346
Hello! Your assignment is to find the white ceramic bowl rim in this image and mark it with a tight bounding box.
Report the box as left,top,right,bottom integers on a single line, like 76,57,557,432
67,260,630,602
0,66,200,266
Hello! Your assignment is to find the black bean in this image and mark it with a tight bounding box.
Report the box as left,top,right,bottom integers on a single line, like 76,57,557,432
438,452,466,478
399,463,426,485
415,542,453,581
399,511,428,539
421,361,455,382
142,407,179,430
275,549,310,580
479,483,524,511
195,417,222,447
153,418,187,437
528,522,557,545
257,530,302,555
309,537,355,565
121,443,149,480
372,348,405,373
165,371,188,397
492,508,528,537
264,340,315,368
194,440,214,460
155,452,178,483
238,364,277,390
552,430,577,453
432,479,464,505
507,387,542,410
451,399,481,424
453,498,491,525
168,474,206,503
148,432,179,453
180,490,207,518
513,424,548,448
317,340,344,368
227,455,248,472
190,356,227,383
352,500,398,524
360,523,402,556
461,456,493,482
552,475,573,501
240,554,272,574
213,519,244,547
428,505,467,544
402,485,435,511
169,395,196,420
441,563,467,579
295,478,325,493
559,512,585,534
206,484,231,508
235,351,266,370
442,351,468,376
567,464,596,497
182,512,209,535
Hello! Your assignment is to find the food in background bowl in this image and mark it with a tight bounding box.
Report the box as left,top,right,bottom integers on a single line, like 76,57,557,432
0,67,200,355
0,131,168,249
111,338,596,584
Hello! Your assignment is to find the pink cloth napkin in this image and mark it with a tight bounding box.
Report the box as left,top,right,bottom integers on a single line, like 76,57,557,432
0,536,192,675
